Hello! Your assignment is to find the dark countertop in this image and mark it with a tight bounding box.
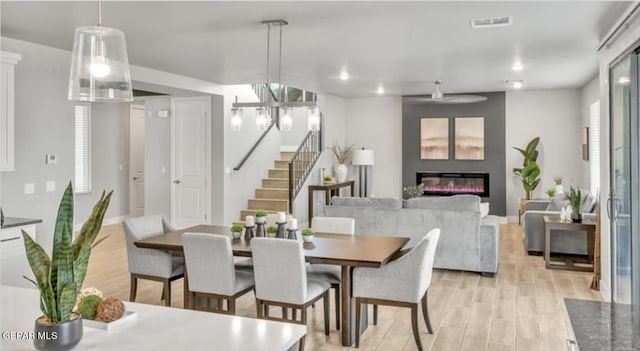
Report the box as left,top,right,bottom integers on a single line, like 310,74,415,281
1,217,43,229
565,298,640,351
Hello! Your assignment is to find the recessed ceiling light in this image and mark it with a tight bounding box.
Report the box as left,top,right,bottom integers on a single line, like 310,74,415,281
340,71,350,81
377,85,385,95
505,79,524,89
618,76,631,85
512,62,524,71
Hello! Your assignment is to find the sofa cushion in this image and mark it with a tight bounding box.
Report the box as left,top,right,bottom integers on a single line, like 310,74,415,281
403,195,480,211
330,197,403,209
480,202,489,218
546,194,569,211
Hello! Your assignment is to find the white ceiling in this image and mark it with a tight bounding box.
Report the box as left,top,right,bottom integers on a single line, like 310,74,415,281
0,1,629,97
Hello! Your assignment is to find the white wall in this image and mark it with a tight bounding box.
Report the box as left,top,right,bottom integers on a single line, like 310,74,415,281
505,89,584,219
581,76,600,191
144,97,172,219
344,97,403,198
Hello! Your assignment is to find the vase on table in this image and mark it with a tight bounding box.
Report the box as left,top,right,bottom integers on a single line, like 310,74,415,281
334,163,348,183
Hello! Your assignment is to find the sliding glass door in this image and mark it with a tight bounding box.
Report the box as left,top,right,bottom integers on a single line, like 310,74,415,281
610,54,639,305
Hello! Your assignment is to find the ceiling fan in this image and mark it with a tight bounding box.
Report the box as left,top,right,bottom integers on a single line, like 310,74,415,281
404,80,488,104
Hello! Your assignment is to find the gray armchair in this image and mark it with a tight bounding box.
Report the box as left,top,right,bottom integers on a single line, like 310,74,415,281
123,215,184,306
522,199,595,255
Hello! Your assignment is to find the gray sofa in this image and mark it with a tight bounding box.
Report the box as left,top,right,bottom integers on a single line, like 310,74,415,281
522,196,596,255
323,195,500,276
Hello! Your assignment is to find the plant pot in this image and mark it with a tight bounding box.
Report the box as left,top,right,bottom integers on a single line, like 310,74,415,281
571,212,582,223
302,235,314,243
255,216,266,224
33,313,83,351
334,164,348,183
519,198,527,214
231,231,242,239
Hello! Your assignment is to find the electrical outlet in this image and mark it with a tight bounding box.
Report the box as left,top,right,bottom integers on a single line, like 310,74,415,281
24,183,35,195
45,154,57,165
46,181,56,192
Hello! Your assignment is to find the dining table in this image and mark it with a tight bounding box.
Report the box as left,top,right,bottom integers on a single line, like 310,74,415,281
134,224,410,347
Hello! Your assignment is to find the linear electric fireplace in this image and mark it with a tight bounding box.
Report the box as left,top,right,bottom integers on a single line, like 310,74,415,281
416,171,490,197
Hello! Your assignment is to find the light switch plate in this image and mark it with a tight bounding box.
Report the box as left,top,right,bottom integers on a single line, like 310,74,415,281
46,181,55,192
45,154,57,165
24,183,35,195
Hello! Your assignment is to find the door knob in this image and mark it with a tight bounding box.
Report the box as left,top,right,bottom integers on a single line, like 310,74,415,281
173,180,181,184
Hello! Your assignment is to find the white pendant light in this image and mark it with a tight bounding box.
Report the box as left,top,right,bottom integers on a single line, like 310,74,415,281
280,107,293,132
230,107,242,132
256,107,270,131
68,0,133,102
308,106,320,131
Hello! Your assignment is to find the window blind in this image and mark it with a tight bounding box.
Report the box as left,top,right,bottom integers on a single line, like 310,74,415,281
589,101,600,196
75,105,91,194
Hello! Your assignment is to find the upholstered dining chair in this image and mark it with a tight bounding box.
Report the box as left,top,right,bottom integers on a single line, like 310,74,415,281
306,216,355,329
182,233,255,314
352,228,440,351
251,238,331,351
123,215,184,307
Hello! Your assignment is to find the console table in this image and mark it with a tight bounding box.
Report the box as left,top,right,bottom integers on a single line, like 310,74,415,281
308,180,355,223
543,216,596,272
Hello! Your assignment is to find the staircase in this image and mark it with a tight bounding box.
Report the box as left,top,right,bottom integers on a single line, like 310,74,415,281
235,151,296,226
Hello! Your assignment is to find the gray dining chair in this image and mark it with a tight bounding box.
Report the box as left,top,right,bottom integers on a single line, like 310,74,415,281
306,216,355,329
123,215,184,307
352,228,440,351
251,238,331,351
182,233,255,314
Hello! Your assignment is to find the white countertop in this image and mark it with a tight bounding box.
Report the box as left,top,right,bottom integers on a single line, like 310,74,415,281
0,286,306,351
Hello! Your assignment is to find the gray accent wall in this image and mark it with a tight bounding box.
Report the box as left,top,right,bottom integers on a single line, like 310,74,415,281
402,92,506,215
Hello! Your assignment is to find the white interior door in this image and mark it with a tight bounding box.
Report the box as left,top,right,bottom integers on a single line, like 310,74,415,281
129,104,145,217
171,97,210,228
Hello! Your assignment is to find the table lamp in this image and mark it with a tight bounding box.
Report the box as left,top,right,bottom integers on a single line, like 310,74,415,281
352,148,375,197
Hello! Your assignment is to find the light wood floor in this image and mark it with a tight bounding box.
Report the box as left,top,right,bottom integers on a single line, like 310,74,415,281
84,223,602,351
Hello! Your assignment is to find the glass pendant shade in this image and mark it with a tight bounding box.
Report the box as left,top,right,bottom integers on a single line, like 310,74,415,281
230,108,242,132
280,107,293,132
256,107,270,131
68,26,133,102
308,106,320,131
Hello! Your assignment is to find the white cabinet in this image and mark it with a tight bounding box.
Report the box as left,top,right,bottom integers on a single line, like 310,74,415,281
1,223,36,288
1,51,21,172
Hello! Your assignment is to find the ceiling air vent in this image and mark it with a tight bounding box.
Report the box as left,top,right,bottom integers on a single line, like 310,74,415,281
470,16,513,29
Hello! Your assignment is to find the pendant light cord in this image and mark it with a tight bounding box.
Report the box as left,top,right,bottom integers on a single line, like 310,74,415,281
97,0,103,27
278,23,283,103
266,23,271,104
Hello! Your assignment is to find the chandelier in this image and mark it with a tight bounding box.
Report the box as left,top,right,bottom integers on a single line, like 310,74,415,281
231,19,318,132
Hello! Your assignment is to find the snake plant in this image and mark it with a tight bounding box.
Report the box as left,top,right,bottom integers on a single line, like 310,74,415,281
22,182,112,323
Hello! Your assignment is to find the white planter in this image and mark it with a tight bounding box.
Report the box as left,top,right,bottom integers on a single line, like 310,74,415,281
255,216,266,224
302,235,314,243
334,164,348,183
231,231,242,239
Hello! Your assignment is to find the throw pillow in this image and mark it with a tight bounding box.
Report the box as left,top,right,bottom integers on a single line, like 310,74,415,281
580,191,597,213
546,193,569,211
403,195,480,211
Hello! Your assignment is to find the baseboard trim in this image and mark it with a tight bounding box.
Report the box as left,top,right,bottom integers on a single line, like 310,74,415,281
74,215,129,231
599,279,611,302
506,216,519,223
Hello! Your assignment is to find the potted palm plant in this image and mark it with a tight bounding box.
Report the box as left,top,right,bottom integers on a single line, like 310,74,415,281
567,185,584,223
22,182,112,350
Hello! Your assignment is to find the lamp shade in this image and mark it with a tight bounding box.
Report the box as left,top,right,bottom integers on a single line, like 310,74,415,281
68,26,133,102
352,149,374,166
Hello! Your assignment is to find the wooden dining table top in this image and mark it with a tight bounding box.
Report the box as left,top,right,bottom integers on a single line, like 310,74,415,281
134,224,410,268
